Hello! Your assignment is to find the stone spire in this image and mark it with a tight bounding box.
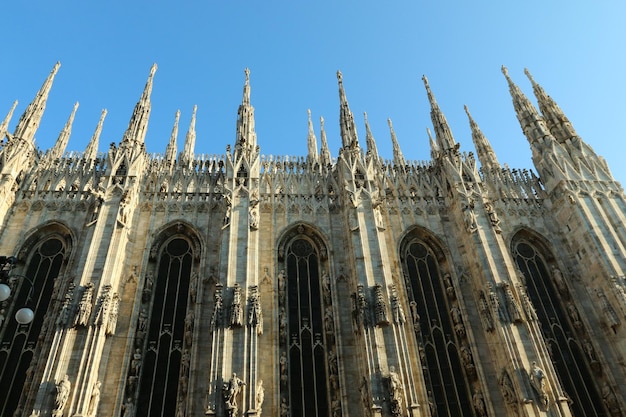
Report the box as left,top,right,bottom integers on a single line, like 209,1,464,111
12,62,60,144
84,109,107,161
363,112,380,162
165,110,180,164
427,127,439,159
501,66,552,144
43,102,79,165
180,105,197,168
0,100,18,140
388,118,406,169
524,68,578,145
120,63,156,150
319,116,332,167
337,70,359,150
464,105,500,172
423,75,456,151
306,109,318,164
235,68,257,153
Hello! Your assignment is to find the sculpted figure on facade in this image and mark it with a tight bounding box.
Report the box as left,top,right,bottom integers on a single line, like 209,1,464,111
409,300,420,333
478,291,494,332
473,389,487,417
460,344,476,378
451,304,466,338
184,310,194,346
503,284,523,324
131,349,142,376
388,367,404,417
87,380,101,417
566,302,583,330
210,284,223,333
122,397,135,417
223,372,245,416
484,200,501,233
256,379,265,414
462,199,478,233
529,361,548,406
142,272,154,303
322,271,331,305
230,283,243,327
53,374,71,417
550,265,568,296
601,383,622,416
444,273,456,299
390,288,405,325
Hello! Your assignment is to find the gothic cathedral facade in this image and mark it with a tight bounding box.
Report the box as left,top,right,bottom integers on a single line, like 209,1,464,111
0,63,625,417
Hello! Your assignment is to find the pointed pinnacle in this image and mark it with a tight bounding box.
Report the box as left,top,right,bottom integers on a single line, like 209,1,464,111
243,68,251,105
182,104,197,166
165,110,180,162
13,61,61,142
48,101,79,161
0,100,18,138
363,112,379,160
306,109,318,163
84,109,107,160
319,115,332,166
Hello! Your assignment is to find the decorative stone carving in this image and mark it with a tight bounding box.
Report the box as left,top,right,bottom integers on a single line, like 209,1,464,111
409,300,420,333
324,306,334,334
249,206,259,230
184,310,194,346
518,285,537,322
566,302,583,330
596,289,620,332
601,383,622,416
500,370,517,406
478,291,494,332
248,285,262,335
322,271,331,305
56,283,75,328
451,304,466,337
390,286,405,325
210,284,223,333
107,293,119,336
230,284,243,327
374,284,389,326
503,284,523,324
189,272,198,303
131,349,142,376
460,344,476,378
75,283,94,327
352,284,368,332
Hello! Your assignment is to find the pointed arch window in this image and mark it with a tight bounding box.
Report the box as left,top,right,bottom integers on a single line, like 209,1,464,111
513,238,604,417
133,237,193,417
284,237,329,417
400,236,473,417
0,236,67,416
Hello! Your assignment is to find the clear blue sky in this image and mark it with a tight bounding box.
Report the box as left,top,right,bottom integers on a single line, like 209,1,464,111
2,2,625,183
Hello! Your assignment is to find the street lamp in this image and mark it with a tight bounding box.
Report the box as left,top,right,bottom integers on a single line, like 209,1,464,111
0,255,35,325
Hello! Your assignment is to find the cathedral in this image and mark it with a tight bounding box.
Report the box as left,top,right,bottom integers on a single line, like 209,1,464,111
0,62,625,417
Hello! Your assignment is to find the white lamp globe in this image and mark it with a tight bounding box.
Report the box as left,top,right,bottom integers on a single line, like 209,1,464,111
0,283,10,302
15,307,34,324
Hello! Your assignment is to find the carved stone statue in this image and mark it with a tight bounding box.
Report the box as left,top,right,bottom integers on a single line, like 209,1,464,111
230,284,243,327
75,283,94,327
131,349,142,376
550,265,567,295
374,284,389,325
87,381,101,417
409,301,420,332
122,397,135,417
388,367,404,417
53,375,71,416
473,389,487,417
256,379,265,414
223,373,246,416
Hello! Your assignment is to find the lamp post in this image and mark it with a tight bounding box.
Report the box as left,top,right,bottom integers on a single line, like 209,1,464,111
0,255,35,325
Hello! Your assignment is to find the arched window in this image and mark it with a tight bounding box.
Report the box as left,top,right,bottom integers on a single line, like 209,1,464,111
512,237,604,416
283,236,329,417
0,236,67,416
133,237,193,417
400,235,473,417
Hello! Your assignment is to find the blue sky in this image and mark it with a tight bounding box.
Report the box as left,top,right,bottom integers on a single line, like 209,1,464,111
2,2,625,183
